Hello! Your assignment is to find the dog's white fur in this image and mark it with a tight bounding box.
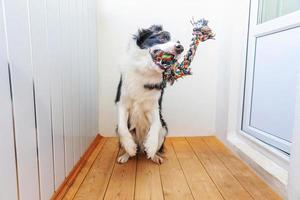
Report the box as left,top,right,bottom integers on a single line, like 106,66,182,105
116,39,178,164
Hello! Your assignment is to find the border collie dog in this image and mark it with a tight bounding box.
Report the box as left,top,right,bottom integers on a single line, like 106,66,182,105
115,25,184,164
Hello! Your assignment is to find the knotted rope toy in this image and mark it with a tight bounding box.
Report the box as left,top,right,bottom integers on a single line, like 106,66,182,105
151,18,215,85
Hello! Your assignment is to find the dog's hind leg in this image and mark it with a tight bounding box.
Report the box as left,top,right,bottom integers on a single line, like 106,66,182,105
151,153,164,164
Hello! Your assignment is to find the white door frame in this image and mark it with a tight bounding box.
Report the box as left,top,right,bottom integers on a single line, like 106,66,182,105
288,72,300,199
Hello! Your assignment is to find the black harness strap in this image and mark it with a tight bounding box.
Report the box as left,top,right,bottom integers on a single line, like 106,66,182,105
144,80,167,90
144,73,167,90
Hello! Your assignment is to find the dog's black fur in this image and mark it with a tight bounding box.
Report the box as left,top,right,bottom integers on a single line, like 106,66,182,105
134,25,171,49
115,76,122,103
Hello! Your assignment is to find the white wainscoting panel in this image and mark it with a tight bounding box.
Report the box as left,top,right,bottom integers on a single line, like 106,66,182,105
0,1,18,199
0,0,98,199
3,0,41,198
47,0,66,188
60,0,74,176
28,0,55,198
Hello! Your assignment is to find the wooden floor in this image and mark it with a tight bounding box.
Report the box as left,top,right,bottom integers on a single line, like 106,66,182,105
62,137,282,200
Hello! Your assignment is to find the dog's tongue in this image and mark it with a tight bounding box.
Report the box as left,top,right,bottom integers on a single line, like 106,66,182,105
161,53,174,61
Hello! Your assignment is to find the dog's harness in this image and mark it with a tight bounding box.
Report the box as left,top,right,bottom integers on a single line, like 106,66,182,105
144,77,167,90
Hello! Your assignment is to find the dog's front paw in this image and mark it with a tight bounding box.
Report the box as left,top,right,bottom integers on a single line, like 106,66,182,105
120,135,137,157
144,136,158,159
117,153,130,164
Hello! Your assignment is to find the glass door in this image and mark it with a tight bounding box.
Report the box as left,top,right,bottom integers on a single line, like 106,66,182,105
242,0,300,154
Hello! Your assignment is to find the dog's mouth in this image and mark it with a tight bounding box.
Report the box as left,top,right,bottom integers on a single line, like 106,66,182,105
151,49,177,70
153,49,176,61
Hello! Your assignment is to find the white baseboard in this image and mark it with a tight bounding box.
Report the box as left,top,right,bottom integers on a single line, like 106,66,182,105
226,134,288,199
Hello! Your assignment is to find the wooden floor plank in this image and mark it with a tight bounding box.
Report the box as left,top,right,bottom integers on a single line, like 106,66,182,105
59,137,282,200
187,137,253,200
104,147,137,200
171,138,224,200
62,138,107,200
203,136,282,200
135,155,164,200
73,138,120,200
159,138,194,200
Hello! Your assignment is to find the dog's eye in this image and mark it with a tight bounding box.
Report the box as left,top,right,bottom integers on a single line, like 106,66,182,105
153,49,159,54
164,35,170,40
160,35,170,42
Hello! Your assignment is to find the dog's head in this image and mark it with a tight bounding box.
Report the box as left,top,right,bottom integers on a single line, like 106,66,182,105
133,25,184,71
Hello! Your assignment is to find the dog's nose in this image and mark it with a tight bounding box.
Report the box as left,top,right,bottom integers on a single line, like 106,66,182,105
175,44,184,54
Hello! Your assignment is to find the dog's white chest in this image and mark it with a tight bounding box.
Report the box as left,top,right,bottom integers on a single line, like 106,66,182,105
121,70,162,138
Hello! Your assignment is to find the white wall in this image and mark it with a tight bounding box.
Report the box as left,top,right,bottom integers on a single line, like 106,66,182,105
0,0,98,199
97,0,240,136
214,0,251,141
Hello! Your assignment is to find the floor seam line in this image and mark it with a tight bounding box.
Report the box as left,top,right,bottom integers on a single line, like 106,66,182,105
185,137,226,200
170,138,195,200
71,138,108,200
102,144,121,199
158,158,166,200
202,137,256,200
133,153,138,200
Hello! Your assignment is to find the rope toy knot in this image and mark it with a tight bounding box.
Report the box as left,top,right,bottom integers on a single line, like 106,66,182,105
151,18,215,85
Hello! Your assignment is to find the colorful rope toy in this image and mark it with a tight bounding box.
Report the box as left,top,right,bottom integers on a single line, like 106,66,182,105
151,18,215,85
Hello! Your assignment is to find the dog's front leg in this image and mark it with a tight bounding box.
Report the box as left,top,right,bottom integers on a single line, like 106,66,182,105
144,108,162,163
117,103,137,157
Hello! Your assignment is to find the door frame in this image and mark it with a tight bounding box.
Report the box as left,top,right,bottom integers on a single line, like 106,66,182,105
242,0,300,154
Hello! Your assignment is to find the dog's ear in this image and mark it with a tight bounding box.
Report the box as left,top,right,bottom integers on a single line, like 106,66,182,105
133,28,153,49
149,24,163,32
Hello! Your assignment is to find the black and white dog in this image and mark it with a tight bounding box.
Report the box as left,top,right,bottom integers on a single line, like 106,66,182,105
115,25,184,164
